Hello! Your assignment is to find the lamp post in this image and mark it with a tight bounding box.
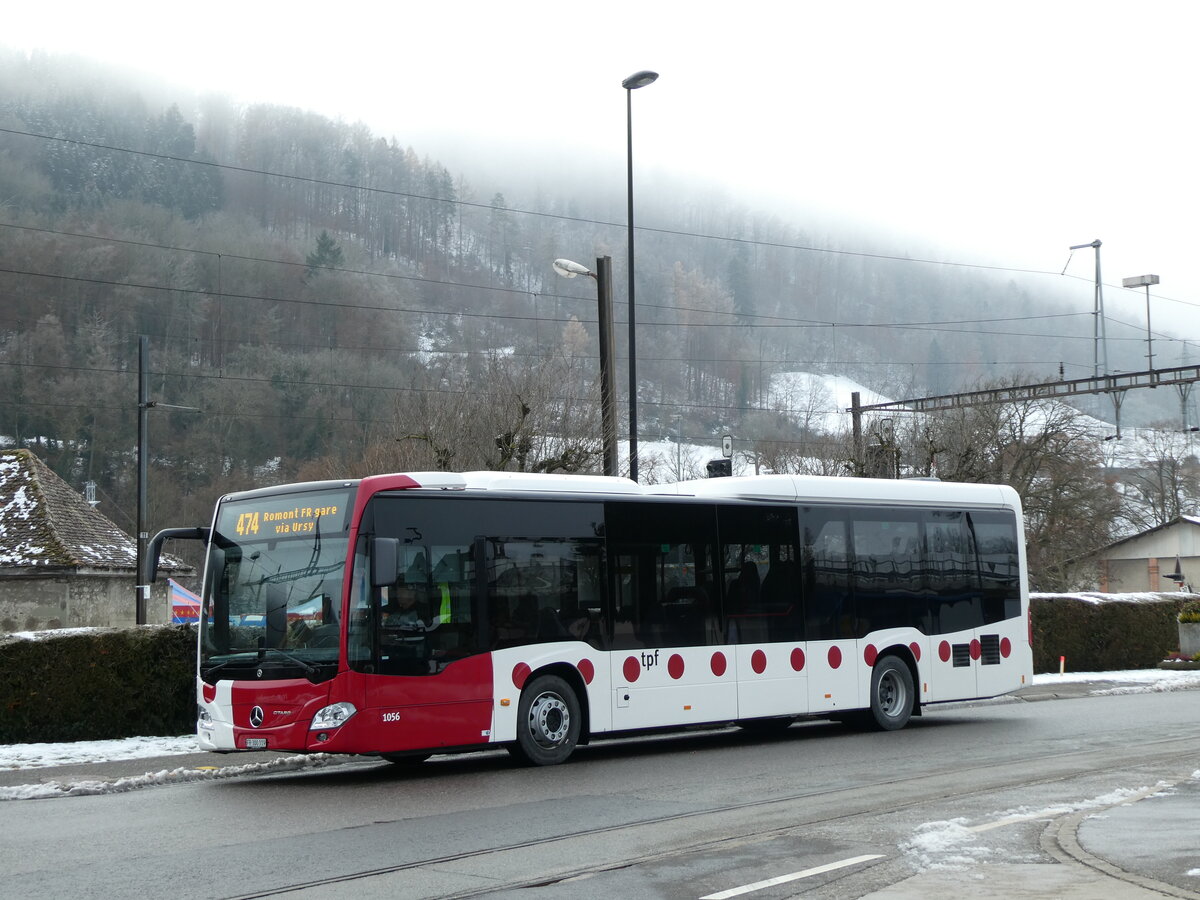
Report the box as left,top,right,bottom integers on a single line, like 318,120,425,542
1122,274,1160,377
553,257,619,477
622,69,658,483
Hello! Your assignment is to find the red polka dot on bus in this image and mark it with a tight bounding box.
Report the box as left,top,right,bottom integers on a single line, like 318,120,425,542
938,641,952,662
751,649,767,674
864,644,878,667
668,654,685,679
710,652,727,677
512,662,531,689
1000,637,1012,658
970,639,981,660
909,642,921,661
577,658,595,684
623,656,641,683
790,647,805,671
828,646,842,669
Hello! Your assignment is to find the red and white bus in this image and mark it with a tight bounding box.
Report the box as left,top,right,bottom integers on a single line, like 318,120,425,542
150,471,1032,766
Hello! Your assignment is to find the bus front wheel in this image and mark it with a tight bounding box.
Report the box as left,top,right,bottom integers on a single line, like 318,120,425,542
867,655,915,731
509,674,581,766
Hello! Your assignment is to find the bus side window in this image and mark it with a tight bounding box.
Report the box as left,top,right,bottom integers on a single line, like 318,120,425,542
604,501,719,650
486,538,606,650
971,511,1022,624
926,510,978,635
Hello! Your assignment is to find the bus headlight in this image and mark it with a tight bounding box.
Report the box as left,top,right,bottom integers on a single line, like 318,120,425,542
310,702,357,731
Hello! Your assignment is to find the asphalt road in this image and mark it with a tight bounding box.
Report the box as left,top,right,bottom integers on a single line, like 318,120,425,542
2,684,1198,900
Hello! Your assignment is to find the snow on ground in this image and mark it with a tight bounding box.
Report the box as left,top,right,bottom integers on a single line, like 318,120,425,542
0,754,342,801
901,783,1186,872
0,735,201,769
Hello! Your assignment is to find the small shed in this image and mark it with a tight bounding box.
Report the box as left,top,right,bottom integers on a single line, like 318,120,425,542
1083,516,1200,593
0,448,192,632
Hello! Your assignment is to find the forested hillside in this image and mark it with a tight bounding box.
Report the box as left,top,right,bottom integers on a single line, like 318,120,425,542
0,50,1153,575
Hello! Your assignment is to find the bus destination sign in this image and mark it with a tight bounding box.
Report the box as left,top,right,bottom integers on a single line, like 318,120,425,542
218,489,354,540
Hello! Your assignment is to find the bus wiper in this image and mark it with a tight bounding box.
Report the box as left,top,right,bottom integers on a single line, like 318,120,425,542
257,647,329,683
200,654,255,679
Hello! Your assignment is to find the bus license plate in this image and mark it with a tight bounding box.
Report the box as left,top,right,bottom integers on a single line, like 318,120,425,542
244,737,267,750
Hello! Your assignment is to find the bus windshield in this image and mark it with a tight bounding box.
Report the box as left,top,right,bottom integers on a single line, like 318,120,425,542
199,487,356,683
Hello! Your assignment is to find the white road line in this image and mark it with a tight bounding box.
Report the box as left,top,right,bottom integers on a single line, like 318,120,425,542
699,853,885,899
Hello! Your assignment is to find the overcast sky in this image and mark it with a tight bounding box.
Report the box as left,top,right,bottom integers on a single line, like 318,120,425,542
7,0,1200,358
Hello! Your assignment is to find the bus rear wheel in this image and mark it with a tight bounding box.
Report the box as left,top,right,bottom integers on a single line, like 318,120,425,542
509,674,581,766
866,655,915,731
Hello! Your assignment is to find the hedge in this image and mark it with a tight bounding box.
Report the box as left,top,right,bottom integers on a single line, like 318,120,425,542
0,625,196,743
1030,592,1190,674
0,595,1192,743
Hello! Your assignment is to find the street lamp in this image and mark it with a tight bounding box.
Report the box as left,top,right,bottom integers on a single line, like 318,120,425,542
553,257,619,477
1122,274,1160,376
623,69,658,482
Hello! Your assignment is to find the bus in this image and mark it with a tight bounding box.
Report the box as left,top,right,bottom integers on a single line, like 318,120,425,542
148,470,1032,766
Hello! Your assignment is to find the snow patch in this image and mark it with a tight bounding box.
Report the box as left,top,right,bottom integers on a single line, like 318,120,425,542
0,754,340,801
903,784,1173,872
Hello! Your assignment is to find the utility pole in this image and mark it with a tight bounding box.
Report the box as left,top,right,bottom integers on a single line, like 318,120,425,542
135,336,200,624
851,391,864,475
1070,240,1108,379
136,335,149,625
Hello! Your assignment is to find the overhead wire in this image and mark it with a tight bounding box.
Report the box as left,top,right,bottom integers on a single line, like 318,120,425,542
1,124,1193,437
8,124,1200,308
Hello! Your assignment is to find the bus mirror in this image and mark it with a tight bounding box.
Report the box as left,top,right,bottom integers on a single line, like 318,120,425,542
371,537,401,587
145,526,210,583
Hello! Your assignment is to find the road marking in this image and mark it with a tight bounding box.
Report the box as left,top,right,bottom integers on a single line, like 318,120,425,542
699,854,885,899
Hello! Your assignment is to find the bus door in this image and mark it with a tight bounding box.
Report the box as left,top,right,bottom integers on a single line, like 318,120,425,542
718,505,808,720
802,509,861,714
351,497,496,753
606,502,735,731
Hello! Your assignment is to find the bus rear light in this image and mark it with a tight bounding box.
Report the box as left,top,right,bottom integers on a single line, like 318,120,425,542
310,702,357,731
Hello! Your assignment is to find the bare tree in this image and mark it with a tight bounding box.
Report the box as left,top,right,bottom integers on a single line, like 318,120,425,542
310,318,604,479
1115,426,1200,532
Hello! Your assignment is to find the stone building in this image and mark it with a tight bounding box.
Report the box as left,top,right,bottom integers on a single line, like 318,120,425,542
0,448,192,632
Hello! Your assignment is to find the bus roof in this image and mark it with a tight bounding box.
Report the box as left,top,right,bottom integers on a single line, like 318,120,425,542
377,470,1020,512
653,473,1022,511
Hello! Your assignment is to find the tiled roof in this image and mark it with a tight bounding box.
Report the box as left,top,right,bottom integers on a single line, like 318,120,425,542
0,448,183,572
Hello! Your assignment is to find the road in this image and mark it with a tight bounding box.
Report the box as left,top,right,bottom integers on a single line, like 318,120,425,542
2,688,1198,899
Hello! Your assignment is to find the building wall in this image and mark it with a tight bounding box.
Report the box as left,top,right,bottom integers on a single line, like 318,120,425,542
0,573,174,633
1099,556,1199,593
1102,525,1200,561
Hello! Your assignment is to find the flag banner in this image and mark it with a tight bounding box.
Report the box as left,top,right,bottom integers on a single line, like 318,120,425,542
169,578,202,623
